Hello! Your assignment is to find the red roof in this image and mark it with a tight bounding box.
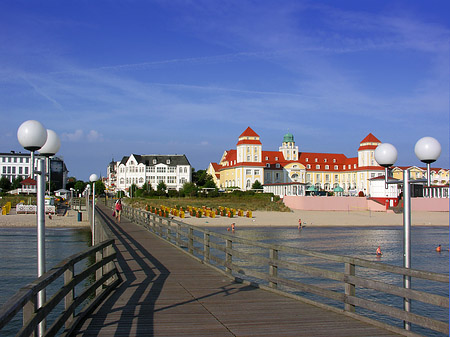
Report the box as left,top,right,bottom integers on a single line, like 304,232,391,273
360,133,381,144
20,177,36,185
239,127,259,138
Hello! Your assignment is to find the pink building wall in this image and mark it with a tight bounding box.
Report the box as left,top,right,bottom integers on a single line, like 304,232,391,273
283,196,448,212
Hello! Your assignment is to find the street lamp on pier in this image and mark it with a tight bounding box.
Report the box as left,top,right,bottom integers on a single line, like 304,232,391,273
374,136,441,331
90,174,98,246
17,120,60,337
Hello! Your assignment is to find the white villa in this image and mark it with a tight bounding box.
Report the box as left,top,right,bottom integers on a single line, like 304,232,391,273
107,154,192,195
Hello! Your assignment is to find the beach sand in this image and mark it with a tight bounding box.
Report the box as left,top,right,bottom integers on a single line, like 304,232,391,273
0,209,90,228
178,209,449,228
1,207,448,228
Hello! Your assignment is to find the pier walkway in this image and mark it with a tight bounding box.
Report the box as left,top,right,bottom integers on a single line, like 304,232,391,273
75,204,399,336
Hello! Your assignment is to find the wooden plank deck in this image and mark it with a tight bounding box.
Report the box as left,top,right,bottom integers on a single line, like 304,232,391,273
74,204,400,336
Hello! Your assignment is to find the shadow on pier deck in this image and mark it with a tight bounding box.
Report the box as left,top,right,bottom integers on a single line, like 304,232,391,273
74,204,399,336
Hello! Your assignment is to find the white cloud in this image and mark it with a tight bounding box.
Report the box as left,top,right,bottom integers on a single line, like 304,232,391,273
61,129,103,142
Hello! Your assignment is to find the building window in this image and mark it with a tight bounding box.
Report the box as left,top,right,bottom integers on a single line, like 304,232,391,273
306,158,309,162
254,170,259,175
153,159,157,164
275,157,278,161
167,176,176,184
266,163,270,168
157,167,166,173
166,159,170,164
307,164,311,169
325,165,329,170
168,167,176,173
246,169,252,175
333,159,336,163
334,165,338,170
324,158,327,163
265,156,268,160
315,158,318,162
316,165,320,169
276,164,280,168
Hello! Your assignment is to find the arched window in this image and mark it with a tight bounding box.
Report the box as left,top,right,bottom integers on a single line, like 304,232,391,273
246,179,251,189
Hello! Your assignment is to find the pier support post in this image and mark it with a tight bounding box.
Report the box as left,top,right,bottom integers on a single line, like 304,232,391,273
204,233,210,263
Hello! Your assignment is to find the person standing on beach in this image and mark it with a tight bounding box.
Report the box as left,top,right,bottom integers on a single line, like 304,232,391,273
115,199,122,223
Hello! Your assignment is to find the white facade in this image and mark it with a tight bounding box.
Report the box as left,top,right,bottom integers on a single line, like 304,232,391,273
0,151,68,190
113,154,191,195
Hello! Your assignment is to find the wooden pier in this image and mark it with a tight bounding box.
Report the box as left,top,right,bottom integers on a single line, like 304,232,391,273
74,204,399,336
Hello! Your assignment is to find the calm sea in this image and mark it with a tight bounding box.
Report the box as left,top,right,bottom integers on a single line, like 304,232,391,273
0,227,91,336
205,225,449,337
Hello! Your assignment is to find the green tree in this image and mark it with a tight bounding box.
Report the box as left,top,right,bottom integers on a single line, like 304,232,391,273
251,180,263,190
179,182,198,197
66,177,77,190
129,184,138,198
12,177,23,190
156,181,167,196
74,180,87,196
94,180,106,195
0,177,12,192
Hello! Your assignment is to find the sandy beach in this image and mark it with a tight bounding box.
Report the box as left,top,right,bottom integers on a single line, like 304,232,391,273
0,209,90,228
0,207,448,228
179,209,449,228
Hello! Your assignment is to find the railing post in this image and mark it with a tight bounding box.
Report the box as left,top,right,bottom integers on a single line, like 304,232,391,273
64,264,75,328
188,228,194,254
167,220,172,243
269,248,278,289
176,224,181,247
344,262,356,312
203,233,210,263
226,239,232,275
23,293,37,337
96,247,103,296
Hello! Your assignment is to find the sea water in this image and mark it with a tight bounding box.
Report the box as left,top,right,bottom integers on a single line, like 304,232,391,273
0,227,91,335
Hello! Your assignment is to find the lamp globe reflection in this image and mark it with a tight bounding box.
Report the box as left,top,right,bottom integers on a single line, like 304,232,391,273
414,137,441,164
374,143,398,168
38,129,61,156
17,120,47,151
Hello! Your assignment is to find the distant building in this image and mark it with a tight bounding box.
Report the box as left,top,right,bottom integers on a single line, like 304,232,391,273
0,151,68,191
207,127,449,198
110,154,192,195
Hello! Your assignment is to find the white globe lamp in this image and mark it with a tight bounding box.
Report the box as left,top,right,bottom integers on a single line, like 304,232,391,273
374,143,398,168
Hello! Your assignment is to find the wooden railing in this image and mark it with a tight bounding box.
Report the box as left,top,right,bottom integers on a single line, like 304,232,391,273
115,201,449,336
0,207,121,337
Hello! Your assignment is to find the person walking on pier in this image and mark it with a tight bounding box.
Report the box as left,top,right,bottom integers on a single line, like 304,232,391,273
115,199,122,223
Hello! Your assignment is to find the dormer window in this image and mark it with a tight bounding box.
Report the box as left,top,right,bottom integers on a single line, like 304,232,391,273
305,158,309,162
275,157,278,161
315,158,318,162
324,159,327,163
266,163,270,168
166,159,170,164
153,159,157,164
265,156,268,160
333,159,336,163
276,163,280,168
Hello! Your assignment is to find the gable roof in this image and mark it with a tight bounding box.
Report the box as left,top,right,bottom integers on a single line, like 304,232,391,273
360,133,381,144
239,127,259,138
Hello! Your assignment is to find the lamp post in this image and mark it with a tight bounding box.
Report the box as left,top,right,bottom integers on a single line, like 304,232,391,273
90,174,98,246
38,129,61,195
17,120,60,337
374,137,441,330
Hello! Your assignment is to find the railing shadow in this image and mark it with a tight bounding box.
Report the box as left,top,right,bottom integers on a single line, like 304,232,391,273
78,205,170,337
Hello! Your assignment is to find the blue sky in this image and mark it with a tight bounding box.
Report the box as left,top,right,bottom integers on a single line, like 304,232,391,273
1,0,448,180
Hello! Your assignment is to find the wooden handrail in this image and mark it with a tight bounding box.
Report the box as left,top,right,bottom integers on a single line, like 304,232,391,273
0,206,121,336
114,200,449,336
